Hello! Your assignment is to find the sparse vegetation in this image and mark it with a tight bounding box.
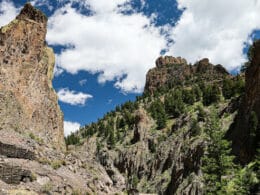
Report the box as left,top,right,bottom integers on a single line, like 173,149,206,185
51,160,65,170
41,182,53,194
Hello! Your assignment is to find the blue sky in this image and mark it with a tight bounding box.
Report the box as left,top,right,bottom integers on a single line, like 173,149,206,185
1,0,260,135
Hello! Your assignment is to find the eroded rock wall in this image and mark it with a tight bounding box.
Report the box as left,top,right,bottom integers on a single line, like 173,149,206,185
228,40,260,164
0,3,65,150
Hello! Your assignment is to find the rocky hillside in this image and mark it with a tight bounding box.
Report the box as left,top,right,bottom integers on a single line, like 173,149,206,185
67,52,258,193
0,3,259,195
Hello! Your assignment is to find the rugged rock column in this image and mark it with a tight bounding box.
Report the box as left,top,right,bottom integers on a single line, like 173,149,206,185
0,3,65,150
228,40,260,164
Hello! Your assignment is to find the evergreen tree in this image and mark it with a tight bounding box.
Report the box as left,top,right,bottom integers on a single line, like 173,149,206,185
234,76,245,96
202,84,221,106
157,110,167,129
197,105,206,122
165,89,185,117
190,119,201,137
222,77,245,100
192,85,202,101
149,99,167,129
108,125,115,147
124,111,135,129
222,78,234,99
183,89,196,105
202,111,236,194
98,122,106,137
65,133,80,145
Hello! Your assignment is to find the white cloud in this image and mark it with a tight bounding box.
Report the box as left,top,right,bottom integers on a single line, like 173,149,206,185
2,0,260,93
47,0,167,93
57,88,93,106
168,0,260,71
64,121,80,136
0,1,19,27
79,79,87,86
31,0,54,11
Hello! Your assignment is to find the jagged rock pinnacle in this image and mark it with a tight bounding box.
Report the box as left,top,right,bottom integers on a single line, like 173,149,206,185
16,3,47,23
144,56,229,94
156,56,187,68
0,3,65,151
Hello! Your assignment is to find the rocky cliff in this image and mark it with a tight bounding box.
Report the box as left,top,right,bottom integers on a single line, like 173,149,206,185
145,56,229,94
0,4,121,194
228,40,260,164
0,3,65,150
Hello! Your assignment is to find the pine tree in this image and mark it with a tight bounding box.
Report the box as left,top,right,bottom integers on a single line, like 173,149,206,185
203,84,221,106
149,99,167,129
65,133,80,145
202,111,236,194
98,122,106,137
183,89,196,105
190,119,201,137
108,125,115,147
197,105,206,122
165,89,185,118
222,78,234,99
192,85,202,102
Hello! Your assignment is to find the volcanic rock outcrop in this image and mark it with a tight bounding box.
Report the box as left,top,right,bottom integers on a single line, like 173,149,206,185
0,3,65,150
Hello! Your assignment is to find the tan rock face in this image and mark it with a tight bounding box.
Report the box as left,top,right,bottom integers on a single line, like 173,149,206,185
145,56,229,94
155,56,187,68
0,3,65,150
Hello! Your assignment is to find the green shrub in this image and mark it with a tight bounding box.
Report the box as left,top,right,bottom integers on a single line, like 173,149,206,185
51,160,65,170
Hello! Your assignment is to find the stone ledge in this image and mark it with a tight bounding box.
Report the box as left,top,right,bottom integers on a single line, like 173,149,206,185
0,131,35,160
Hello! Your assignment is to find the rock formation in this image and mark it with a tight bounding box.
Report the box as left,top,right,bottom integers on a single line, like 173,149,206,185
228,40,260,164
0,3,65,150
0,4,121,194
144,56,229,94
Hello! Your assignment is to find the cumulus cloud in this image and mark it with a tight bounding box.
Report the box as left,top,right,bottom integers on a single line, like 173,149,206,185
2,0,260,93
168,0,260,71
57,88,93,106
0,0,19,27
47,0,167,93
64,121,80,136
